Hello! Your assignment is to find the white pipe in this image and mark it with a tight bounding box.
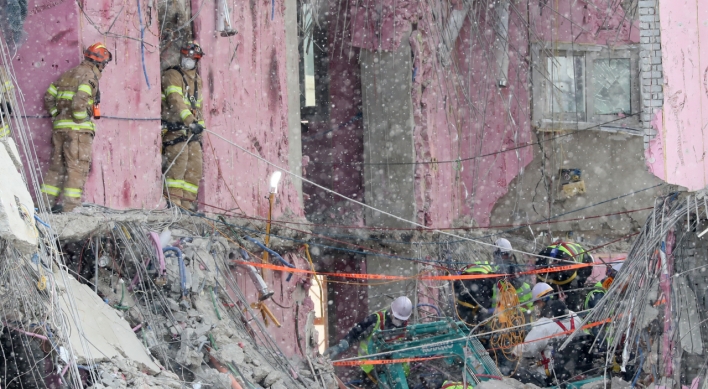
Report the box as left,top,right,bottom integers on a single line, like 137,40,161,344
492,0,511,87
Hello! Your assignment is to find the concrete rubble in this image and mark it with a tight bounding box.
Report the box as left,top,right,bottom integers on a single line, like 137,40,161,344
74,228,338,388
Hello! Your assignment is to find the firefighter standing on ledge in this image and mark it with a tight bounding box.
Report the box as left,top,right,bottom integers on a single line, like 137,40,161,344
161,41,205,211
41,43,111,213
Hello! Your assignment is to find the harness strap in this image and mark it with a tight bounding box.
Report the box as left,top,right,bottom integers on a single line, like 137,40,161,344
163,135,189,147
170,66,199,113
554,317,575,332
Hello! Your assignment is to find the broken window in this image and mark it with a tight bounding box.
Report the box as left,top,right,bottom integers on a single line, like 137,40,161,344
593,58,631,115
532,44,640,133
547,54,586,118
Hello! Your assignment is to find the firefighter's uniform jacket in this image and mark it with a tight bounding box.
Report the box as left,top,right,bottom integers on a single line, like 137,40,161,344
0,67,14,139
40,61,101,211
161,66,204,209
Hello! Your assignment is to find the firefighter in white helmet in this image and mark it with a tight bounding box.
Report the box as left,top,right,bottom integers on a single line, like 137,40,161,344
324,296,413,387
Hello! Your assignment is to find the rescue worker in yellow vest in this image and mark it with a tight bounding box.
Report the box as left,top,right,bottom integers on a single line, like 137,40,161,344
454,258,496,326
40,43,111,213
490,238,533,316
535,241,594,312
161,41,205,211
583,263,622,336
0,67,15,140
324,296,413,388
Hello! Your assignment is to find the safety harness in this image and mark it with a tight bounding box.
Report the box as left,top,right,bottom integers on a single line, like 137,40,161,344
539,317,576,376
162,66,201,147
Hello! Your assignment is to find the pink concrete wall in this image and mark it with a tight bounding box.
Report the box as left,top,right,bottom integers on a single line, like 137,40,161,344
194,0,304,219
228,252,315,357
645,0,708,190
18,0,164,208
420,0,639,227
18,0,304,217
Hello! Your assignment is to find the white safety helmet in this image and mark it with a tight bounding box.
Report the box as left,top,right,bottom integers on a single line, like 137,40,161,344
611,263,623,272
532,282,553,301
494,238,513,254
390,296,413,321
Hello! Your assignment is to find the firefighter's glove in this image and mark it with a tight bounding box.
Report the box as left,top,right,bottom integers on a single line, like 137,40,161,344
324,339,349,359
189,122,204,135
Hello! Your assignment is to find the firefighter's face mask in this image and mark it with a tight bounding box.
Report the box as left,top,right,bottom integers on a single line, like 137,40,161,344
391,317,404,327
181,57,197,70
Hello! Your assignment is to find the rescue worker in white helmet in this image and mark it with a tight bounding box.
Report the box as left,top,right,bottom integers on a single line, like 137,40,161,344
531,282,555,319
324,296,412,387
511,300,583,387
161,41,206,212
490,238,533,316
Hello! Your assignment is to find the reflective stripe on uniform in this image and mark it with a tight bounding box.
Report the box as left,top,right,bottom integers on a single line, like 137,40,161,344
179,109,192,121
2,80,13,93
40,184,61,197
161,93,166,101
166,179,185,189
197,120,205,126
63,187,83,198
461,261,494,274
49,107,58,117
47,84,58,97
0,124,9,138
72,110,88,120
359,311,385,374
56,90,75,100
77,84,92,95
165,85,183,96
182,181,199,194
52,120,95,131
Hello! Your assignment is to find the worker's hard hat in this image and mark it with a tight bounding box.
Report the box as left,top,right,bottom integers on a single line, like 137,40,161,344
181,41,205,59
390,296,413,321
611,263,623,272
532,282,553,301
84,42,112,64
494,238,512,254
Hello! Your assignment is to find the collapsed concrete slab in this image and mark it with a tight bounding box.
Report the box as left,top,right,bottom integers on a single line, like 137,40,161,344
53,270,160,374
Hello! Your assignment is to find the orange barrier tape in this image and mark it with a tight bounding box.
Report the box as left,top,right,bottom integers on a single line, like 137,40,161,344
233,260,606,281
332,356,445,367
332,317,614,366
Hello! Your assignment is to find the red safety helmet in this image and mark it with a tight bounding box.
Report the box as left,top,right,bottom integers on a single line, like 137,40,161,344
84,42,112,64
180,41,204,60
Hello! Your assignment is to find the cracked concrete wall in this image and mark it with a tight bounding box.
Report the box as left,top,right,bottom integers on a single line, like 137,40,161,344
15,0,304,217
490,131,664,237
16,0,164,209
644,0,708,190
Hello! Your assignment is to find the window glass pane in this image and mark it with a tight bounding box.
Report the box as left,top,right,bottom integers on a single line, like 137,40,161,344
547,55,586,114
302,3,316,107
593,58,631,115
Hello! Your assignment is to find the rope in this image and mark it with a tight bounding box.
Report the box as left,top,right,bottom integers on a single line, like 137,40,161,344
487,281,525,376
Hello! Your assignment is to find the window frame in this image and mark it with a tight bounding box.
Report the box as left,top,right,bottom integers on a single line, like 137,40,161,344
531,42,641,133
297,0,330,122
